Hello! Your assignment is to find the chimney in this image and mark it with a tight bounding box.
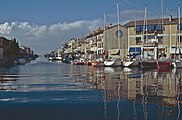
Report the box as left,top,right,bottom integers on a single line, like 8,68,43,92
168,15,172,22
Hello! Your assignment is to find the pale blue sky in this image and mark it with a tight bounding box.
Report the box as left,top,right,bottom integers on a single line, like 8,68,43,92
0,0,179,54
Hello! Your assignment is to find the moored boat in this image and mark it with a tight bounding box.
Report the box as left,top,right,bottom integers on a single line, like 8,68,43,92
16,58,26,65
172,1,182,68
104,59,122,67
157,60,172,69
123,59,140,67
141,59,157,69
55,56,62,61
72,58,85,65
84,60,92,65
172,60,182,68
91,61,104,67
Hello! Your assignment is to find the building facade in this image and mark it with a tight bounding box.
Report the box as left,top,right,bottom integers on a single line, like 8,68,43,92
85,28,104,59
103,24,128,59
124,16,182,59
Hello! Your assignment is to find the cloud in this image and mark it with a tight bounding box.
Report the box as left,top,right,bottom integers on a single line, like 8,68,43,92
29,25,47,38
18,22,31,30
0,19,103,54
49,21,83,31
0,22,12,35
49,19,102,34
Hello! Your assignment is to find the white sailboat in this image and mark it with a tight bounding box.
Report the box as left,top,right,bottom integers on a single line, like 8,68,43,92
172,0,182,68
123,58,139,67
104,3,122,67
123,8,140,67
104,58,122,67
55,49,62,60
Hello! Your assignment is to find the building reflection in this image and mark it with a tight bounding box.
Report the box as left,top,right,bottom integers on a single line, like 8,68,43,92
85,67,182,119
0,66,20,91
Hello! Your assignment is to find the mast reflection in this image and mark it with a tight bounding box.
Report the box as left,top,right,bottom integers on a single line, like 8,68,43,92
85,67,182,120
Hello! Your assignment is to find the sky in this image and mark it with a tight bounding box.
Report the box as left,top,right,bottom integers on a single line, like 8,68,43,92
0,0,179,54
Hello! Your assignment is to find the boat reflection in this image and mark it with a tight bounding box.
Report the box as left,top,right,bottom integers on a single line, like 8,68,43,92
85,67,182,120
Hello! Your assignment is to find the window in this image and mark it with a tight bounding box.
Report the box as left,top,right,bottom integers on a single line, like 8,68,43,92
155,25,163,31
135,25,164,32
157,36,163,43
135,26,141,32
177,24,182,30
136,37,142,44
115,30,123,38
147,25,155,31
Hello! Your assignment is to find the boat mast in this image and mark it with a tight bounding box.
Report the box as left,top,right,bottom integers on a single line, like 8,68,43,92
157,0,164,60
104,13,106,58
143,5,148,58
104,13,111,59
117,3,121,58
134,8,137,57
145,5,148,58
178,0,181,59
161,0,164,55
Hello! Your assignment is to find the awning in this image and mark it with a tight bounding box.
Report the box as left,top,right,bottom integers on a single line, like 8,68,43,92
171,48,182,54
110,49,120,55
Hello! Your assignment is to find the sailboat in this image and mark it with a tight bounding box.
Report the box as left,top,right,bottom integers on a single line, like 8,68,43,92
104,3,123,67
91,58,104,67
172,0,182,68
55,49,62,61
157,0,172,69
123,8,140,67
123,58,140,67
140,5,157,70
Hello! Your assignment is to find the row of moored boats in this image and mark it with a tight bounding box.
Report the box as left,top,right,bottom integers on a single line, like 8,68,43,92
70,57,182,70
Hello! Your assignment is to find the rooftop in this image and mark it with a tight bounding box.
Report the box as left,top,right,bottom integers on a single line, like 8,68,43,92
124,16,182,27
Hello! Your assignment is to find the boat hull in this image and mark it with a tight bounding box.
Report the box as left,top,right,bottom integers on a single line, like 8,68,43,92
74,62,84,65
91,62,104,67
104,59,122,67
172,60,182,68
84,62,92,65
123,60,139,67
141,60,157,69
157,60,171,69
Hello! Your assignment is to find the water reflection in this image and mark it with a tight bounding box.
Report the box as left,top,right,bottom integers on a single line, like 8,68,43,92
0,59,181,120
85,67,182,120
0,66,19,91
0,61,91,92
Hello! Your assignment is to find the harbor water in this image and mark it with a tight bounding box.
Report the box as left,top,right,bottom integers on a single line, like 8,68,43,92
0,57,182,120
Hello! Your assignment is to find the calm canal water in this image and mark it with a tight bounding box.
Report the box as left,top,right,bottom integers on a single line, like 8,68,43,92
0,57,181,120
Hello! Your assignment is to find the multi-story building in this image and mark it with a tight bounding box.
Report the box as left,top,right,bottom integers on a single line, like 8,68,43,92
103,24,128,59
124,16,182,59
0,37,19,59
85,28,104,59
84,24,128,60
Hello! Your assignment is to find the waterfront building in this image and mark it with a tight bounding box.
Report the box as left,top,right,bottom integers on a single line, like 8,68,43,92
103,24,128,59
124,16,182,59
84,24,128,60
58,16,182,61
85,28,104,60
0,37,19,59
0,37,20,66
64,39,75,54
